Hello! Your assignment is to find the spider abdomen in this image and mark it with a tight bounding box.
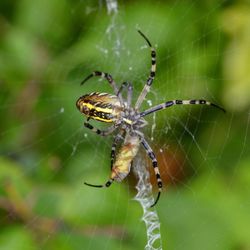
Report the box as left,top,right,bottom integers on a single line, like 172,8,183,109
111,134,140,182
76,92,122,122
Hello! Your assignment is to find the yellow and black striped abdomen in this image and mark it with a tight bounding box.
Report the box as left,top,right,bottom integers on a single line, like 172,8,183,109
76,92,122,123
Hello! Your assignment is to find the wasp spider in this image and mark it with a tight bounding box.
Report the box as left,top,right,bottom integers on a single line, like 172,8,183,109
76,30,225,207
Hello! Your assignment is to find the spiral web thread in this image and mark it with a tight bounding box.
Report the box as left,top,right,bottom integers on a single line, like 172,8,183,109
133,154,163,250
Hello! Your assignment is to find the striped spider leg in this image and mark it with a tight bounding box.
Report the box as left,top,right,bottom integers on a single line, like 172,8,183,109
135,30,156,109
117,81,133,107
84,133,141,190
140,99,226,118
140,137,162,207
83,117,118,136
81,71,125,106
81,71,119,95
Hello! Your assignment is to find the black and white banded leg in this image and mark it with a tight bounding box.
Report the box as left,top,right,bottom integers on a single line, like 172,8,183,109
126,82,133,107
140,99,226,117
84,178,114,188
135,30,156,109
117,82,133,107
84,121,118,136
80,71,123,101
141,138,162,207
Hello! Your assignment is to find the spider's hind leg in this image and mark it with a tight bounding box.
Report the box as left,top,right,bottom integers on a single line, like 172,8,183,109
84,121,118,136
141,138,162,207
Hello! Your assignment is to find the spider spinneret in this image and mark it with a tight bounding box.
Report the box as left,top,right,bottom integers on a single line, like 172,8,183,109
76,30,225,207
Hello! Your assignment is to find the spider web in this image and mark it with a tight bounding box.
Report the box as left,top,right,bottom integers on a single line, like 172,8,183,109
0,1,250,250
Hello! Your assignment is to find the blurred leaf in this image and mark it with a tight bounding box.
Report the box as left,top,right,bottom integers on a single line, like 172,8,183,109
0,158,32,197
221,4,250,111
0,226,36,250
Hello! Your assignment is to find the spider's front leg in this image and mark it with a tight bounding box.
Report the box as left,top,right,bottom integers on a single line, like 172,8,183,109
117,82,133,107
140,99,225,117
135,30,156,109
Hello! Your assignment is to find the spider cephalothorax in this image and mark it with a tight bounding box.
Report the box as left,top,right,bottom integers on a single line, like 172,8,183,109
76,30,225,207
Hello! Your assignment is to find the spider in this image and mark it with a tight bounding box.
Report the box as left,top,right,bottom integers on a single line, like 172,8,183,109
76,30,225,207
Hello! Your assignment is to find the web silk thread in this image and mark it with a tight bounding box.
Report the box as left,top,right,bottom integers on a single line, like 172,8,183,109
133,155,163,250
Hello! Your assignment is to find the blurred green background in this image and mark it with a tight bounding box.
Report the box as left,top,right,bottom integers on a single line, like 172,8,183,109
0,0,250,249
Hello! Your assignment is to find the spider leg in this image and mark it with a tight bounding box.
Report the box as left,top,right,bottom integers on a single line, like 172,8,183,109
117,82,133,107
141,138,162,207
81,71,125,105
81,71,118,92
84,179,114,188
110,129,125,170
85,130,125,188
126,82,133,107
140,99,226,117
84,120,118,136
135,30,156,109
